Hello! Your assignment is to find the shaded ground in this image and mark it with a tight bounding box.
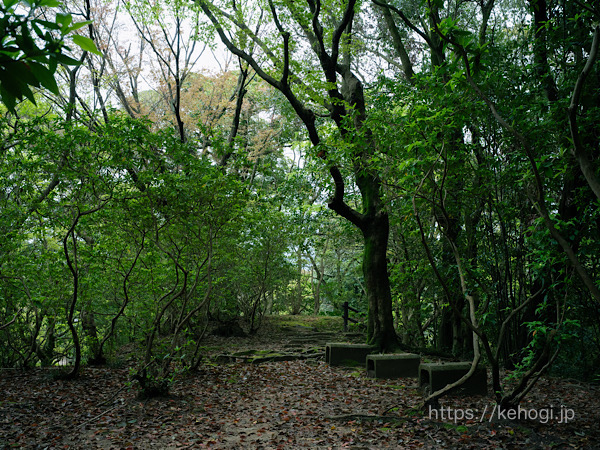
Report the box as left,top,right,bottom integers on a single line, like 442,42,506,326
1,317,599,449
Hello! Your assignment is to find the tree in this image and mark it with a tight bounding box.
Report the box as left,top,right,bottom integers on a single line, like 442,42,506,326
367,0,600,407
124,0,208,142
196,0,400,350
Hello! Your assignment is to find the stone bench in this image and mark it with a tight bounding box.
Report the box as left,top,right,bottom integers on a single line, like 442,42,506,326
418,362,487,396
366,353,421,379
325,343,375,367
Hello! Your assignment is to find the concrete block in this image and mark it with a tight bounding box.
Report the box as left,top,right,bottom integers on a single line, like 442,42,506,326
418,362,487,396
325,343,375,367
366,353,421,379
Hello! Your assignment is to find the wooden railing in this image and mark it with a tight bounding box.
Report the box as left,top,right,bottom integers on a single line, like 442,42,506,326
342,301,361,332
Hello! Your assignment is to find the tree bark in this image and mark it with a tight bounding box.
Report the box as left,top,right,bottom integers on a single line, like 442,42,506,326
362,212,397,349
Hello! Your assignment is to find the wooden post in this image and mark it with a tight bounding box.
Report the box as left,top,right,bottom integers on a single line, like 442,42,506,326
342,302,360,331
343,301,349,332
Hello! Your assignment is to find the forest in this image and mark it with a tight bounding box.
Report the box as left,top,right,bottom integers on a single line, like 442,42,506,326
1,0,600,447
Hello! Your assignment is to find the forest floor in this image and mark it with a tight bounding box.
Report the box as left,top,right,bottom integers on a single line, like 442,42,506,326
1,316,599,449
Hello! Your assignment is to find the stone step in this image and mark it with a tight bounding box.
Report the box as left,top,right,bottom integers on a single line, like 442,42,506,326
215,349,325,365
286,338,333,345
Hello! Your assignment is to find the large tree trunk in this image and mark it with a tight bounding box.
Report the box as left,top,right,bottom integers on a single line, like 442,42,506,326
337,66,399,350
328,165,399,351
362,211,397,350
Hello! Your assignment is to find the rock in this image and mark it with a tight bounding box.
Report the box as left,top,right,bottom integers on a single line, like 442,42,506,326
211,321,247,337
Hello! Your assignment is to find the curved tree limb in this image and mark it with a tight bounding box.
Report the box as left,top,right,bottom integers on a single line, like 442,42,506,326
198,0,362,226
568,25,600,201
371,0,433,48
0,308,22,331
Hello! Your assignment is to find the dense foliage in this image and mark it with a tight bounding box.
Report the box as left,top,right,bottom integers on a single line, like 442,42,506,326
1,0,599,405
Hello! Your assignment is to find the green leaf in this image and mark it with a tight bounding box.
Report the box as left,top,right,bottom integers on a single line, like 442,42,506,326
28,61,58,94
71,35,101,55
54,53,81,66
35,20,61,30
47,57,57,73
65,20,93,33
2,0,20,9
37,0,62,6
19,83,36,104
0,66,37,103
55,13,72,30
0,62,38,101
0,85,17,113
31,22,45,39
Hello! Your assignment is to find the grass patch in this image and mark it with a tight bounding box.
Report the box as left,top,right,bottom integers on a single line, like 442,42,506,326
443,423,469,433
339,359,362,367
264,315,344,332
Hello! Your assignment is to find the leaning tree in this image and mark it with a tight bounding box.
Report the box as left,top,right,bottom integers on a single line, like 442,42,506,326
195,0,400,349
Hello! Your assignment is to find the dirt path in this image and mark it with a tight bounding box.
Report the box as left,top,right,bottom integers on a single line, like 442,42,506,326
1,319,599,448
2,361,599,449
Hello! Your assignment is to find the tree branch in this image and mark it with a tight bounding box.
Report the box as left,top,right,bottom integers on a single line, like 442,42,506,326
371,0,433,48
374,2,415,82
568,25,600,201
331,0,356,64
